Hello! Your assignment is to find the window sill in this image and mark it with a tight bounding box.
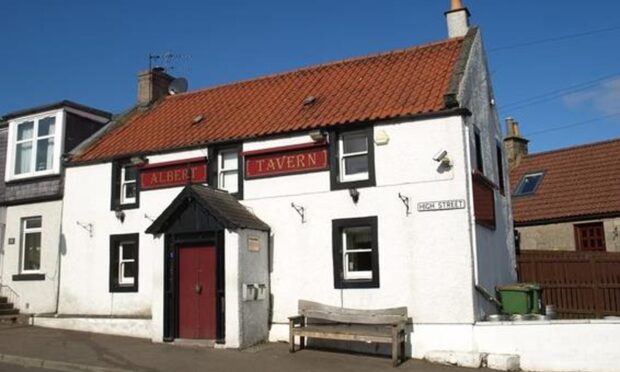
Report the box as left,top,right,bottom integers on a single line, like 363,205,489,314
12,273,45,281
112,202,139,211
5,173,61,185
335,279,379,289
109,286,138,293
331,178,376,191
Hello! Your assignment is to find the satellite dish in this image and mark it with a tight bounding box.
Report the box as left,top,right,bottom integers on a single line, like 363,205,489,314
169,77,188,95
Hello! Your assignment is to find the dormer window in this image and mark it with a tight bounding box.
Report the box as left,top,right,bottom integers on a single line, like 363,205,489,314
514,172,544,196
7,112,61,180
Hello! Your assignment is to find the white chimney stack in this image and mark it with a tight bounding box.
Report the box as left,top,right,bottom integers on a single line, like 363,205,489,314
445,0,470,38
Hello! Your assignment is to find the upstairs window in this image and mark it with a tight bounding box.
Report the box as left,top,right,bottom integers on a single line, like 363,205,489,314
340,132,369,182
111,160,140,210
8,113,60,180
120,166,137,205
474,128,484,174
496,144,505,194
21,217,42,273
330,128,376,190
209,145,243,198
218,150,239,194
109,234,139,292
514,172,544,196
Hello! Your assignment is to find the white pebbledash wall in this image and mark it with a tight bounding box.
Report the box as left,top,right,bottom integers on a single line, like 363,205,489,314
2,200,62,314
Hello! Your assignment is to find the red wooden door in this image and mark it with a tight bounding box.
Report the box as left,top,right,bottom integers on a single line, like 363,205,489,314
178,246,217,339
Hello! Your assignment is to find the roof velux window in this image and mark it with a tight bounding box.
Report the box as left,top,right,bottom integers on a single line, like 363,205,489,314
514,172,544,196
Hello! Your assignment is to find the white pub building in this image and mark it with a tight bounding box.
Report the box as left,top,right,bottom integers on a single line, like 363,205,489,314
7,1,520,364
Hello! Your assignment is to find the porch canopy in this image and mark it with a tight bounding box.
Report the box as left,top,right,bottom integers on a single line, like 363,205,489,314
146,184,269,235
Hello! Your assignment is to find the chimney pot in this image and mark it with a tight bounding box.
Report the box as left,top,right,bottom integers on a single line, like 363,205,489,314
137,68,175,107
451,0,465,11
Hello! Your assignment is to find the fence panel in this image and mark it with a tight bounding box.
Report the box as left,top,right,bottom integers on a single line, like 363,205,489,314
517,251,620,318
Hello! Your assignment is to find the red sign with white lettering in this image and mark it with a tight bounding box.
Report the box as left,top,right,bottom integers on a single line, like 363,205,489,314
244,144,328,179
140,158,207,190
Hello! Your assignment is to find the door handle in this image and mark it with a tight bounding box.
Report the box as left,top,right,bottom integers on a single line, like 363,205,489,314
194,283,203,294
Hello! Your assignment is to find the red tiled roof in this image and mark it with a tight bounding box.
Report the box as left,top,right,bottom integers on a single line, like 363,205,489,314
73,37,466,162
510,138,620,224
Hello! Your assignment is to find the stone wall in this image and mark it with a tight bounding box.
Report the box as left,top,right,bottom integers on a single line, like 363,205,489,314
518,217,620,252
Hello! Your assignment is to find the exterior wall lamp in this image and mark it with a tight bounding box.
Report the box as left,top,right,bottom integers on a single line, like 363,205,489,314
115,209,126,223
308,130,328,143
349,188,360,204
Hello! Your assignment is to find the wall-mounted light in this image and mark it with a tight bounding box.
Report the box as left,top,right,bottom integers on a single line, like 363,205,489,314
349,188,360,204
115,210,126,223
129,155,147,166
308,130,327,143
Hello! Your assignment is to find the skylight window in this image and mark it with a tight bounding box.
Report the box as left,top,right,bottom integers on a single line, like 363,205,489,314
514,172,544,196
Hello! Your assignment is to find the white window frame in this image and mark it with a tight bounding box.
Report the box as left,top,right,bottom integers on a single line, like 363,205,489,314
21,217,42,274
118,242,136,286
342,226,372,280
120,165,137,205
218,149,239,193
5,109,65,181
339,131,369,183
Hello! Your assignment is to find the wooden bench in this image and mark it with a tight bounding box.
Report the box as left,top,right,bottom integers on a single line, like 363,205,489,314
288,300,408,367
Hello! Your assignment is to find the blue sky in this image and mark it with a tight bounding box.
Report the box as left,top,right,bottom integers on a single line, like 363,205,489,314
2,0,619,153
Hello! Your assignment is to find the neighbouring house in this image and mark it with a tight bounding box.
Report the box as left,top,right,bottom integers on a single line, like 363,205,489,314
0,101,111,314
506,118,620,252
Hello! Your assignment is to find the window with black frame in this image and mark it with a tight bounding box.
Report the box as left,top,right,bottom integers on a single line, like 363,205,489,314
332,216,379,289
330,127,376,190
109,234,139,292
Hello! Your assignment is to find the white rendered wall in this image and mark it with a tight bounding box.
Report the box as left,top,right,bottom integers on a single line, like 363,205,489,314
242,117,478,342
458,30,517,318
2,200,62,314
237,229,269,348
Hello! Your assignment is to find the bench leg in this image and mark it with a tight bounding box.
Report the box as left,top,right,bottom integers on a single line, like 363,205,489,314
289,321,296,353
392,326,399,367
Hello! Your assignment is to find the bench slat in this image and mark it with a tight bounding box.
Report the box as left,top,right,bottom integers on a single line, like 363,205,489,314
293,326,393,343
299,300,407,324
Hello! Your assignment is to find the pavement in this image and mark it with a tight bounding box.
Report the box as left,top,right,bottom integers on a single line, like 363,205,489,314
0,324,492,372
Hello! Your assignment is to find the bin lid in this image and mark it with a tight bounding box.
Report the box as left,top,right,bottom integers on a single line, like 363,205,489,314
496,283,541,292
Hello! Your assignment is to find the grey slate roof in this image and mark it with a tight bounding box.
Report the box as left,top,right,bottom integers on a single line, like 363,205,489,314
3,100,112,120
146,184,270,234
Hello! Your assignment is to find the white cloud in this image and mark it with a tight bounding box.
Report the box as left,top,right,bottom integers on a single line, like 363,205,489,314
563,78,620,115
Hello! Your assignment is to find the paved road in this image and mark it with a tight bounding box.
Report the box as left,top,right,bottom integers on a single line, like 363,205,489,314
0,325,490,372
0,362,48,372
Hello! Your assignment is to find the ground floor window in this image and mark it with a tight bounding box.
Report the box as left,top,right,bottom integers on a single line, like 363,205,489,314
574,222,606,252
109,233,139,292
332,216,379,289
21,216,42,272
